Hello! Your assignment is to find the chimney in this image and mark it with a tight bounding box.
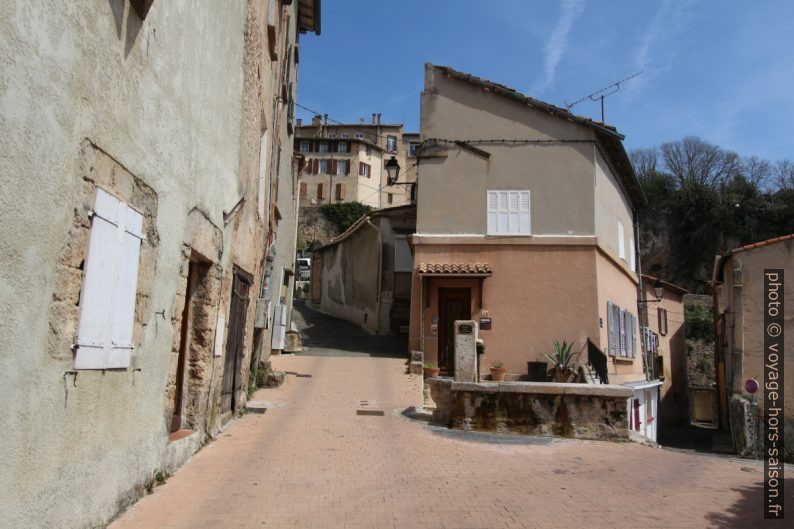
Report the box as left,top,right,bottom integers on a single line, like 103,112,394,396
377,113,381,125
323,114,328,125
371,113,376,125
296,118,302,127
312,114,322,126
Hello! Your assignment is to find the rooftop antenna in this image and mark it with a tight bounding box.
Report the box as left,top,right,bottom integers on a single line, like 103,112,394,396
565,71,643,123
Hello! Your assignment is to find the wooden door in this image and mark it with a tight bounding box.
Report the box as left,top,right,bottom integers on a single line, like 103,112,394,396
221,268,252,414
437,288,471,373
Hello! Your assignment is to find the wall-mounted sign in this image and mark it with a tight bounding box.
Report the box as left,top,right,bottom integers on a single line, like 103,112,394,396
480,317,492,330
430,323,438,333
458,324,473,335
744,378,759,394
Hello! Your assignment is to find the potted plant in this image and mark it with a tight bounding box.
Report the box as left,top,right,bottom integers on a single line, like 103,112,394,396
423,362,440,379
544,340,578,382
490,361,507,382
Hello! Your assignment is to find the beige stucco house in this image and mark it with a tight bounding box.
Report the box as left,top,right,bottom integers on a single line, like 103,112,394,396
295,115,417,208
312,205,416,335
0,1,320,528
641,275,689,427
409,64,658,436
712,234,793,460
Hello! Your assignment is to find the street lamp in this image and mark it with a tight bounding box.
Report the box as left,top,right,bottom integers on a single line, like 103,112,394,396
385,156,400,185
639,278,664,303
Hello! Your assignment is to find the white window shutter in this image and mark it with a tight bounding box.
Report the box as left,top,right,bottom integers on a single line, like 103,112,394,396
618,221,625,260
75,189,143,369
258,130,269,220
487,191,498,234
629,313,637,357
619,309,627,357
519,191,530,234
508,191,519,233
607,301,616,356
629,237,636,272
497,191,509,233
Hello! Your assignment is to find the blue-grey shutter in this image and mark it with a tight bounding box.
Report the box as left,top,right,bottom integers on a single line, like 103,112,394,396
607,301,616,356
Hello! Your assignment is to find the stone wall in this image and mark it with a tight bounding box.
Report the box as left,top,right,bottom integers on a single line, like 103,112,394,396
429,379,632,441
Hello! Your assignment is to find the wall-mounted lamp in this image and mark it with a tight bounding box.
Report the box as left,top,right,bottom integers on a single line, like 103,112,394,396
638,278,664,304
385,156,400,185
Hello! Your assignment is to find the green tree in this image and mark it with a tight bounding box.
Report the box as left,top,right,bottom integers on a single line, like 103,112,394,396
319,202,373,232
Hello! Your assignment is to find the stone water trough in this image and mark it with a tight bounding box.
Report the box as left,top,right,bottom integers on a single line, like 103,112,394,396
428,378,633,441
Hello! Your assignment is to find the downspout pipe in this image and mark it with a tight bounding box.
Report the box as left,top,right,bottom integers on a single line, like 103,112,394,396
634,208,651,382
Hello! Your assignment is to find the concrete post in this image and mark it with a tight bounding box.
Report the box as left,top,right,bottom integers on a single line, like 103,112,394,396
454,320,478,382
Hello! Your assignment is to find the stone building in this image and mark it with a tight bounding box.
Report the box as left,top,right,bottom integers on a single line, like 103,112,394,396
0,1,320,528
295,115,418,209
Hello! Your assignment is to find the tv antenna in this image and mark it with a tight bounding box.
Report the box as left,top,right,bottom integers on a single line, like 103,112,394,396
565,71,643,123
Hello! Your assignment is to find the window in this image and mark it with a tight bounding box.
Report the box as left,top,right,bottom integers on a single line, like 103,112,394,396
328,133,336,139
319,142,329,153
317,183,325,200
394,235,412,272
299,182,307,198
299,140,310,152
408,141,420,157
607,301,637,357
486,190,530,235
336,160,347,175
335,183,345,201
365,145,371,156
386,135,397,152
618,221,626,260
354,132,364,140
387,193,393,205
341,133,349,139
318,159,329,174
337,142,348,153
658,308,668,336
74,188,144,369
629,237,636,272
359,162,370,177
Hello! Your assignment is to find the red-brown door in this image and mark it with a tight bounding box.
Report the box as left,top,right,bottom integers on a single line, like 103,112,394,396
437,288,471,374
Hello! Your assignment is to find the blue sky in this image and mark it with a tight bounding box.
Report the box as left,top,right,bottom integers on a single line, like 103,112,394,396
296,0,794,162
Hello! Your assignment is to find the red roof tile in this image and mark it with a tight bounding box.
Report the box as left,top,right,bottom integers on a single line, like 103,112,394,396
417,262,493,275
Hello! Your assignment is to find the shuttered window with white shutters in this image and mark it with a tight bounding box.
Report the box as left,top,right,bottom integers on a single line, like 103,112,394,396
74,188,144,369
607,301,637,358
486,190,530,235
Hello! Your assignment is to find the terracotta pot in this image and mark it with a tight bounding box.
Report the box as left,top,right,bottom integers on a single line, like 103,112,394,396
423,367,440,379
490,367,507,382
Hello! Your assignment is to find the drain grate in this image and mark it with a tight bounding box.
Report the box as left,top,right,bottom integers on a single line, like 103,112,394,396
245,407,267,414
356,399,384,416
356,409,384,416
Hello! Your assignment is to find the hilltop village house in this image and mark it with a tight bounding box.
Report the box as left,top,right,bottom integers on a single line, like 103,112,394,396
712,234,794,460
0,1,320,528
409,64,662,440
311,205,416,335
295,115,418,209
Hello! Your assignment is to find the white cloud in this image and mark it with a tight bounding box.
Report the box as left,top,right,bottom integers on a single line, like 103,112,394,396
533,0,585,94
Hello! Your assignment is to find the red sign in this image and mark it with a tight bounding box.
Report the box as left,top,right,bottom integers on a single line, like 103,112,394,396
745,378,759,394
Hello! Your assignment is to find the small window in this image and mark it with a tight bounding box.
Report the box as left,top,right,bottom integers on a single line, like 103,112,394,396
299,182,307,197
359,162,370,177
341,133,349,139
354,132,364,140
319,142,329,153
336,160,347,175
408,141,420,157
299,140,310,152
328,133,336,139
387,193,393,205
74,188,144,369
318,160,329,174
658,308,668,336
386,135,397,152
486,190,530,235
337,142,348,153
618,221,626,260
365,145,372,156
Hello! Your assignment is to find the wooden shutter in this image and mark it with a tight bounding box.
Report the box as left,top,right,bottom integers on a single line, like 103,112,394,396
629,237,636,272
619,308,627,357
345,159,350,175
299,182,307,197
75,188,143,369
317,183,324,200
628,312,637,357
518,191,530,234
659,308,668,336
607,301,616,356
335,183,345,200
618,221,625,260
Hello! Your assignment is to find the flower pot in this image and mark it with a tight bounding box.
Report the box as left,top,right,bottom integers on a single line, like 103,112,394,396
423,367,440,379
527,361,548,382
551,368,574,383
490,367,507,382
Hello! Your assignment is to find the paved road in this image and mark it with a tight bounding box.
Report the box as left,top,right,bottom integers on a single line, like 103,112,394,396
110,351,791,529
291,300,408,357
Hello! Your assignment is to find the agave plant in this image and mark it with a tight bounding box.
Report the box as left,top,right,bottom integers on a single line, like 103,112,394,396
544,340,576,372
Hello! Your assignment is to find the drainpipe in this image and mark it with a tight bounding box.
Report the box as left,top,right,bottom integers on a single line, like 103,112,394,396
634,208,651,382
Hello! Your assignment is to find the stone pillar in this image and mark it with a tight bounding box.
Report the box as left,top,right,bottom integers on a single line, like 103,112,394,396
454,320,478,382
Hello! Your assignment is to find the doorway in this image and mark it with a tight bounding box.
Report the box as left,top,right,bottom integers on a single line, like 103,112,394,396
437,287,471,374
221,267,253,414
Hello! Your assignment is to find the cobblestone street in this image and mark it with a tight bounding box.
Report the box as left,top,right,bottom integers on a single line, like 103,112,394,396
110,349,791,529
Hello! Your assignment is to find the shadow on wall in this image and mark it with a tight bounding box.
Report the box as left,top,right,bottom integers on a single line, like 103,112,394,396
107,0,146,58
704,477,794,528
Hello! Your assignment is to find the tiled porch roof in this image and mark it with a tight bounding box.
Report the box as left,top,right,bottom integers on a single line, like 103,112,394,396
417,262,493,276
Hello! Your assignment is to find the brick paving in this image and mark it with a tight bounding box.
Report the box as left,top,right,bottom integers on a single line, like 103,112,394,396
110,354,791,529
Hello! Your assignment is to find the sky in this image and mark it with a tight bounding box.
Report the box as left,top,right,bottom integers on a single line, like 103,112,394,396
296,0,794,164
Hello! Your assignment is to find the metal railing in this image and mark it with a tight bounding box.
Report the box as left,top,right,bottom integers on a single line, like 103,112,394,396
587,339,609,384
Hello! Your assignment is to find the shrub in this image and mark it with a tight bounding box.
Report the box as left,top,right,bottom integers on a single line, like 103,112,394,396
320,202,373,232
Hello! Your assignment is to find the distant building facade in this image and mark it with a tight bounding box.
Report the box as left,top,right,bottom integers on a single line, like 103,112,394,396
295,115,417,209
